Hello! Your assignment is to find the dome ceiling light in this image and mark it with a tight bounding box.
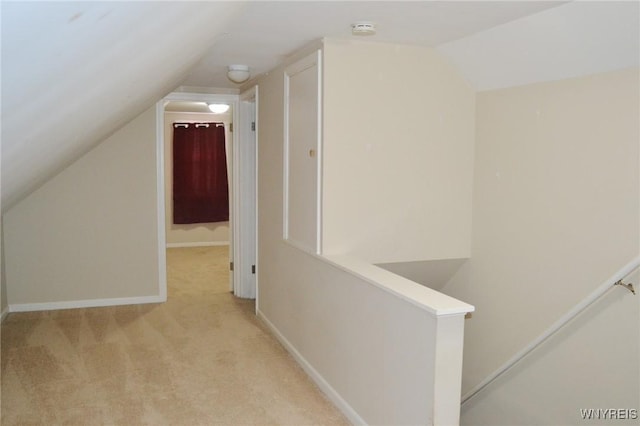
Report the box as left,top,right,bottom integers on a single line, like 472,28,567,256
208,103,230,114
227,64,250,84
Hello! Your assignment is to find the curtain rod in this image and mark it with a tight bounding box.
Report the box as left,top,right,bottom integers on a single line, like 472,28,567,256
173,122,225,128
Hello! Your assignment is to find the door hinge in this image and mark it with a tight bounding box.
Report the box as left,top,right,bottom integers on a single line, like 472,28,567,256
229,122,233,132
251,265,256,274
230,262,234,271
251,121,255,131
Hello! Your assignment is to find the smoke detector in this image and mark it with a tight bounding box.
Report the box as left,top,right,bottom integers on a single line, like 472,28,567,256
351,21,376,36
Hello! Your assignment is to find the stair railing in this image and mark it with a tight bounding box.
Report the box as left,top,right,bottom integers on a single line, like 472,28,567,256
461,255,639,405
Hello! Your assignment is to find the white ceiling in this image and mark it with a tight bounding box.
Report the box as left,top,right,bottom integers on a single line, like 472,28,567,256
439,1,640,91
182,1,568,89
2,1,638,211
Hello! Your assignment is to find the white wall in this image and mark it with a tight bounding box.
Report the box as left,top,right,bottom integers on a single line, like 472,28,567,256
461,270,639,425
164,111,231,246
3,106,162,308
322,39,475,264
255,40,473,425
442,68,639,423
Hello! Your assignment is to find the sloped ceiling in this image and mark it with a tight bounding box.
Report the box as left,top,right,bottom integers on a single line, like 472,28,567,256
1,1,246,211
2,1,638,212
438,1,640,91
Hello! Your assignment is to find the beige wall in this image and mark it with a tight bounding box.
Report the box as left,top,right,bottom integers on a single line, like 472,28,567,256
442,68,639,422
4,106,161,306
322,39,475,264
255,40,472,425
164,111,231,246
462,270,639,425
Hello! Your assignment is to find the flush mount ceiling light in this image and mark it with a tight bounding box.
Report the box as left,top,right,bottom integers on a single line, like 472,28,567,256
351,21,376,36
208,103,230,114
227,64,250,84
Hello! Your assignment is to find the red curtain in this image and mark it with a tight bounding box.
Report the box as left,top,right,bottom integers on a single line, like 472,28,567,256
172,123,229,224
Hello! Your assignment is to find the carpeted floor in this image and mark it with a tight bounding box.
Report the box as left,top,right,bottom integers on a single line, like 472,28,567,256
1,246,349,425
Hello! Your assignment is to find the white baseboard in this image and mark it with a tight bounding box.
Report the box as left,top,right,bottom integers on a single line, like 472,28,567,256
9,294,166,313
166,241,229,248
1,307,8,323
256,309,366,426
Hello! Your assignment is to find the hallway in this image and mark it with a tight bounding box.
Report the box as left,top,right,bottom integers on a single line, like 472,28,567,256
1,247,348,425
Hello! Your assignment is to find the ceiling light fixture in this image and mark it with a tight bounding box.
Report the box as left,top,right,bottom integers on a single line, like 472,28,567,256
227,64,250,84
208,103,230,114
351,21,376,36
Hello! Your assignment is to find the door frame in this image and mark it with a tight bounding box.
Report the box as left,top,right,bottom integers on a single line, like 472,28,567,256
155,91,240,298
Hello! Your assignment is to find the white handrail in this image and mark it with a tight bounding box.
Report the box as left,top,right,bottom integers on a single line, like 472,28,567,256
461,255,640,405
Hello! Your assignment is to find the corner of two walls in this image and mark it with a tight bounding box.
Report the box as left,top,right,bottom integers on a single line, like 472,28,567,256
3,105,162,309
164,110,231,247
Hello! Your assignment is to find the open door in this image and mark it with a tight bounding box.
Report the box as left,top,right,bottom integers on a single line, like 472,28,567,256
232,86,258,299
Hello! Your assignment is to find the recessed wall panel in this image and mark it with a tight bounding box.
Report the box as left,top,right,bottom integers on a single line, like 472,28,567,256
284,51,321,253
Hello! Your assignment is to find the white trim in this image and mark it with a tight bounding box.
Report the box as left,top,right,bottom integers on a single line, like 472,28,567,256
282,50,322,254
163,92,239,104
253,86,260,311
231,91,241,295
281,239,474,316
1,308,8,323
155,101,168,302
166,241,229,248
174,86,239,96
229,95,240,293
9,295,165,313
315,49,323,254
282,69,291,241
320,251,474,316
257,309,367,426
461,254,640,405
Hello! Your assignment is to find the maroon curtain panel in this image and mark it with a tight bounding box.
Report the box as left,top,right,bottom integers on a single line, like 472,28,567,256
172,123,229,224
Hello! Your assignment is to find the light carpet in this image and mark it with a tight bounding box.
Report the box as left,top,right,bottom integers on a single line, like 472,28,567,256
1,246,349,425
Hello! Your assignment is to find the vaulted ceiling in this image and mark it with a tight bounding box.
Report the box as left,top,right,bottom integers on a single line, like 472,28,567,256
2,1,638,212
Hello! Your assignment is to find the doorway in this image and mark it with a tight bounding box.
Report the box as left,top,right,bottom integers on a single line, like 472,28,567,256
155,90,257,301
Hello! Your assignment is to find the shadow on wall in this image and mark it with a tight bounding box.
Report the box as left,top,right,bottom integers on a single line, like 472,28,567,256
376,258,468,292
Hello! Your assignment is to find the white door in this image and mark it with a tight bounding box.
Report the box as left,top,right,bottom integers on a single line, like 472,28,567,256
232,86,258,299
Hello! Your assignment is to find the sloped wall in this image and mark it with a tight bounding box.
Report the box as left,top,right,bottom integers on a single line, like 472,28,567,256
3,106,162,308
322,39,475,264
442,68,639,423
